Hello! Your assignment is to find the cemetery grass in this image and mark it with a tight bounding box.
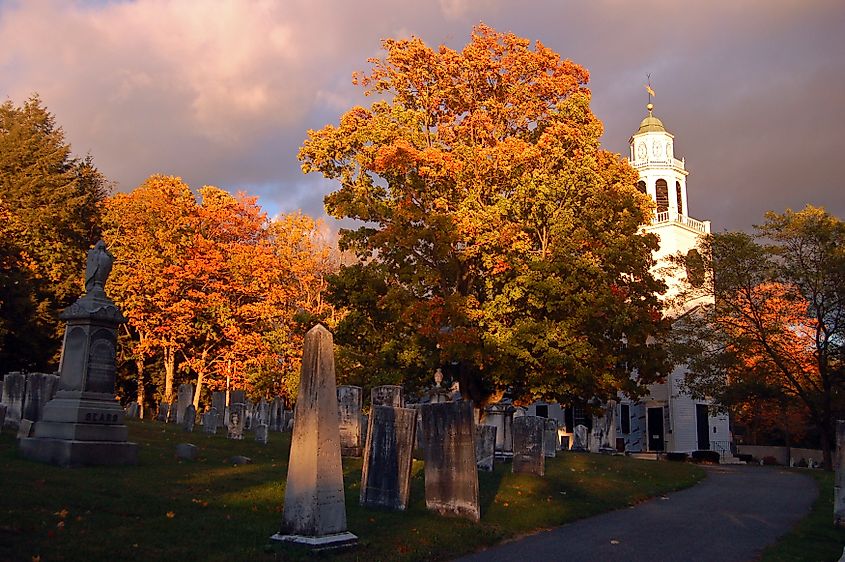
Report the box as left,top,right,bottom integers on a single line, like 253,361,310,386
0,421,703,562
761,469,845,562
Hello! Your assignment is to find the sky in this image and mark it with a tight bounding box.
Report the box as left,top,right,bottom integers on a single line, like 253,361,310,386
1,0,843,232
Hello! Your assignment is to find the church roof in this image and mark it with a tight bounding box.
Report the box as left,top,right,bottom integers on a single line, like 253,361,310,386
636,113,667,134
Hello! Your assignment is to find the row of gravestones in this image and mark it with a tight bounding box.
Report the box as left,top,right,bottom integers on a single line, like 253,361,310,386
275,326,567,551
0,372,61,434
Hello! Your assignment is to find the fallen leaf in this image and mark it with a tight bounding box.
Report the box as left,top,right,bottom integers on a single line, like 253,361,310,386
31,556,41,562
56,522,64,529
610,540,620,545
166,511,175,519
54,509,69,519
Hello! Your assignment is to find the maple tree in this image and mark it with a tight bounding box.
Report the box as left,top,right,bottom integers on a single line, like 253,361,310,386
672,206,845,469
301,25,669,406
103,175,338,409
0,95,108,372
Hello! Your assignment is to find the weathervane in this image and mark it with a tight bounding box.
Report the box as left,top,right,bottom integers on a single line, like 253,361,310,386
644,74,656,113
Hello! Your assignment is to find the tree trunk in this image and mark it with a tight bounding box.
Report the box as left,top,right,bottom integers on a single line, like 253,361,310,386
194,370,204,410
163,347,176,402
135,356,146,419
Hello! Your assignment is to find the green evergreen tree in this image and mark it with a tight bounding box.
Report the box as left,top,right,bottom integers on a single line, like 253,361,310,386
0,94,109,373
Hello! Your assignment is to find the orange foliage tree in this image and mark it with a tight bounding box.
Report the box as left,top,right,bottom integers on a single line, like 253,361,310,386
102,175,337,409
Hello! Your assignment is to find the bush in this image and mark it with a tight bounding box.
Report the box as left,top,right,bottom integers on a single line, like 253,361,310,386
691,450,721,464
666,452,688,462
762,455,779,466
737,453,753,463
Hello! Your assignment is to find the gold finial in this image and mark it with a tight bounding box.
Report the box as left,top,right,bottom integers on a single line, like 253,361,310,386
647,102,654,113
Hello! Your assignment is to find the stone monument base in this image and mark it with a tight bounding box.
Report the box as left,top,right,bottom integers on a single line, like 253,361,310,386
269,531,358,551
18,437,138,467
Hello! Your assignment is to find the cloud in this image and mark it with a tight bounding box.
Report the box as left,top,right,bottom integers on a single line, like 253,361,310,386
0,0,843,230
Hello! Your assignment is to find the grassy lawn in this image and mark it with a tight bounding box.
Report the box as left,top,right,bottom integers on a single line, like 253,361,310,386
0,420,703,561
762,469,845,562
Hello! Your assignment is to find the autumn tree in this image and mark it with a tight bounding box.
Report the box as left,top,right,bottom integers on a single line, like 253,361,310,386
102,175,197,409
671,206,845,469
300,25,669,406
0,95,108,372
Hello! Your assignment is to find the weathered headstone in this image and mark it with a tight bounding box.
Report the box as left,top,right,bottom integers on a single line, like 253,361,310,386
255,423,269,445
544,418,558,458
22,373,60,422
1,372,26,430
483,402,514,457
572,424,589,451
18,241,138,466
360,406,417,510
361,414,369,450
126,402,139,419
156,401,169,422
227,403,245,440
230,390,246,407
17,419,34,440
204,408,219,434
212,391,226,426
371,385,403,408
419,401,480,521
270,398,284,431
175,443,197,461
271,325,356,549
513,416,545,476
0,404,6,430
257,398,270,427
244,399,254,430
182,404,196,432
836,420,845,528
475,424,497,471
337,385,363,457
176,383,194,425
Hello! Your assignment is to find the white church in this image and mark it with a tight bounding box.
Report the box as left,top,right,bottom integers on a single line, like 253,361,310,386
524,101,733,459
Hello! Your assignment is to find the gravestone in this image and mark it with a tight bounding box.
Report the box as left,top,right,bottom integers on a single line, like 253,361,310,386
204,408,219,434
18,241,138,466
371,385,403,408
512,416,545,476
126,402,139,419
271,325,356,550
0,404,6,430
176,443,197,461
17,419,34,440
156,401,169,422
270,398,284,431
572,424,589,451
337,385,363,457
361,414,368,450
167,401,177,423
544,418,558,458
255,423,269,445
836,420,845,528
176,384,194,425
257,398,270,427
419,401,480,521
227,404,245,440
230,390,246,407
475,424,497,471
1,372,26,430
212,392,226,426
22,373,60,422
182,404,196,432
244,399,254,430
360,406,417,510
483,402,514,458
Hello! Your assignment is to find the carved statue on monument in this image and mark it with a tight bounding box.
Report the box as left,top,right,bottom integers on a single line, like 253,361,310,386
85,240,114,294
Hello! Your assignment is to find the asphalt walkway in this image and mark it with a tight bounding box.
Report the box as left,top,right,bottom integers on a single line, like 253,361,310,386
456,464,818,562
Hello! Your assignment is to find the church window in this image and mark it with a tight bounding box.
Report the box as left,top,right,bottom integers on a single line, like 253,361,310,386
637,180,646,194
676,181,683,215
655,179,669,213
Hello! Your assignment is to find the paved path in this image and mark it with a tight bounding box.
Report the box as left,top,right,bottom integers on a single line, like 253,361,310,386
457,465,818,562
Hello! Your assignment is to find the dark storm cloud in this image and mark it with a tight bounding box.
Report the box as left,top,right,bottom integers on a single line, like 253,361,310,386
1,0,842,230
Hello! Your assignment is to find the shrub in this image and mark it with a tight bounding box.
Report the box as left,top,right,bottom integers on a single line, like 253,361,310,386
666,452,688,462
691,450,721,464
762,455,779,466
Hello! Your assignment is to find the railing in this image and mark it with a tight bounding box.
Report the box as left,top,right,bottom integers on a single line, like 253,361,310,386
711,440,731,460
652,211,709,233
629,157,686,170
